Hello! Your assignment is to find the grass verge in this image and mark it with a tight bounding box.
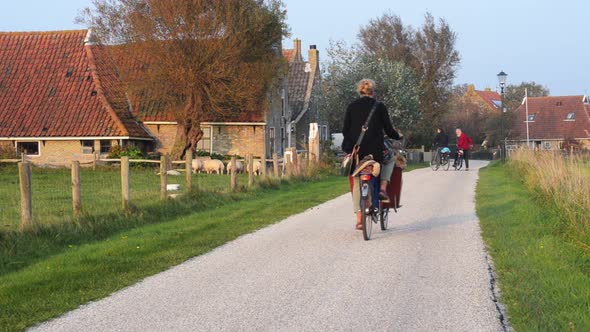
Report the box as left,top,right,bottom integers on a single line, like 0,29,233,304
476,162,590,331
1,176,349,331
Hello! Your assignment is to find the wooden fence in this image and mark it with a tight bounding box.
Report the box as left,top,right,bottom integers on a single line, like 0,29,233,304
6,149,311,231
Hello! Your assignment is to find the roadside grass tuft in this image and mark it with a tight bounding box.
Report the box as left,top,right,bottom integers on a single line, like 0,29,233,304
477,162,590,331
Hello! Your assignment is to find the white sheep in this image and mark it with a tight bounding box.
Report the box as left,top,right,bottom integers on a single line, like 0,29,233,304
191,159,203,174
247,160,263,176
226,160,244,174
203,159,224,175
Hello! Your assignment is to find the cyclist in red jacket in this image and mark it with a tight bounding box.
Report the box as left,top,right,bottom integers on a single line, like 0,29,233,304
454,128,473,170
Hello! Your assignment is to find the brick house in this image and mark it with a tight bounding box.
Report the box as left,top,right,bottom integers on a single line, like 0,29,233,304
0,30,324,163
0,30,153,166
506,95,590,150
281,39,327,151
463,84,503,112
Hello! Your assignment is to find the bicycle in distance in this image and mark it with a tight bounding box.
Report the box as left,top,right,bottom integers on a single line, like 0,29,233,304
430,145,452,171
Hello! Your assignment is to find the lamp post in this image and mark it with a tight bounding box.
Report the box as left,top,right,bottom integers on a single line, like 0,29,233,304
497,71,508,162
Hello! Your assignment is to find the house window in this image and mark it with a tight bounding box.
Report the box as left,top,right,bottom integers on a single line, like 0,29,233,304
269,127,275,140
100,140,112,154
197,126,212,153
17,142,40,156
492,100,502,109
301,134,307,145
565,112,576,120
280,127,285,140
527,114,536,122
81,140,94,154
543,142,552,150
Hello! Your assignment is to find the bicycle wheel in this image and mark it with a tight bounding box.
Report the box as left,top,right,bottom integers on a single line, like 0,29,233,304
380,206,389,231
361,198,373,240
456,157,463,171
442,155,451,171
430,150,439,171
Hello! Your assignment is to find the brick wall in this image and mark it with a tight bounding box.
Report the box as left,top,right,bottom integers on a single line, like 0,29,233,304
144,124,178,155
212,125,265,158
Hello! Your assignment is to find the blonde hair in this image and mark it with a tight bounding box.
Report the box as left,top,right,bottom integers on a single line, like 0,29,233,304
357,79,376,96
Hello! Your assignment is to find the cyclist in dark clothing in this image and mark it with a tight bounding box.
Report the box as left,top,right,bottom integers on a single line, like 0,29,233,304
433,128,449,148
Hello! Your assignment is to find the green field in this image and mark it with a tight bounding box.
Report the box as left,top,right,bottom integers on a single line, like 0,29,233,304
477,162,590,331
0,164,248,231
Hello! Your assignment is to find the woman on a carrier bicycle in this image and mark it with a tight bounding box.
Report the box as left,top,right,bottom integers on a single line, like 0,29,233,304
342,79,402,230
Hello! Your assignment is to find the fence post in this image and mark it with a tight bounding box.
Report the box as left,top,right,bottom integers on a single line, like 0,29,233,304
261,157,267,178
185,149,193,193
160,155,168,200
71,161,81,217
273,153,279,178
18,162,32,230
230,156,237,192
121,156,130,210
247,154,254,187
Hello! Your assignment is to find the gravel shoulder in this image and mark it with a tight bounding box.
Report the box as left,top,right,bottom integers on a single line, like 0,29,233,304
31,160,503,332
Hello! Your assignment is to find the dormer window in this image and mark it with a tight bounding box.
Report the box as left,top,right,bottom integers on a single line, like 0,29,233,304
527,114,536,122
565,112,576,121
583,95,590,105
492,100,502,108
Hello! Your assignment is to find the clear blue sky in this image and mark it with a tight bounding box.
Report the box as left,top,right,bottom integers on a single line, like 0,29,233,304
1,0,588,96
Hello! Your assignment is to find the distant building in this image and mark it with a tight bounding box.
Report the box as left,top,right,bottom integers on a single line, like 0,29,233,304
463,84,503,112
506,95,590,150
0,30,152,166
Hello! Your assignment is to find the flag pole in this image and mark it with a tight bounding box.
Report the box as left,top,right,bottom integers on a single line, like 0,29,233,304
525,88,531,149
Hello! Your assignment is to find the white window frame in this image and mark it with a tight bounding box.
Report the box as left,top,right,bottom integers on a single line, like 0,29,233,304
16,141,41,157
197,126,213,154
81,140,95,154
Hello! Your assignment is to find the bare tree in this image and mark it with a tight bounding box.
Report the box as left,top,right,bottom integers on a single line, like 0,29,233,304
80,0,288,158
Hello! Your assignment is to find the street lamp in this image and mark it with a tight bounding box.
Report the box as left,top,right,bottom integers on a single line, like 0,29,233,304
497,70,508,162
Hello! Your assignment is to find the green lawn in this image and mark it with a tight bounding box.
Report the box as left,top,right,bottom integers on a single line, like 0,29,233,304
476,162,590,331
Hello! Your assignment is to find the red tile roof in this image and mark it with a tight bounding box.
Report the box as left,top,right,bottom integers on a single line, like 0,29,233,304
509,95,590,140
475,90,502,111
0,30,151,139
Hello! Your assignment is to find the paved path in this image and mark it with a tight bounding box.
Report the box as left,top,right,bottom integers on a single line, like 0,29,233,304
32,160,504,332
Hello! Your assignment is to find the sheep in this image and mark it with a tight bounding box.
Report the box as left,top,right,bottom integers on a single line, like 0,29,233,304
226,160,244,174
191,159,203,174
202,159,224,175
246,160,263,176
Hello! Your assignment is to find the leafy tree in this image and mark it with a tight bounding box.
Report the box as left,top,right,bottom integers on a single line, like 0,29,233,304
504,81,550,111
359,12,461,145
79,0,288,159
319,42,421,135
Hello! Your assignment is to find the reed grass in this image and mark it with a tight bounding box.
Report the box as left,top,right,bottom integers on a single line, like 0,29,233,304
508,150,590,249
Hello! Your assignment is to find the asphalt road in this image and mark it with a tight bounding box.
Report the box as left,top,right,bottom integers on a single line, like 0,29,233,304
32,160,505,332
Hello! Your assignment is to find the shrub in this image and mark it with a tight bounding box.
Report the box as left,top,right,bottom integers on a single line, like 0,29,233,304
108,146,144,159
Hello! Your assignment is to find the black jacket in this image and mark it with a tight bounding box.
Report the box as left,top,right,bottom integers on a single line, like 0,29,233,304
342,97,400,163
434,132,449,147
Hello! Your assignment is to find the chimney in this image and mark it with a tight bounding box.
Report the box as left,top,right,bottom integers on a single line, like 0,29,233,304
308,45,319,71
84,29,95,46
484,87,491,92
293,39,303,62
